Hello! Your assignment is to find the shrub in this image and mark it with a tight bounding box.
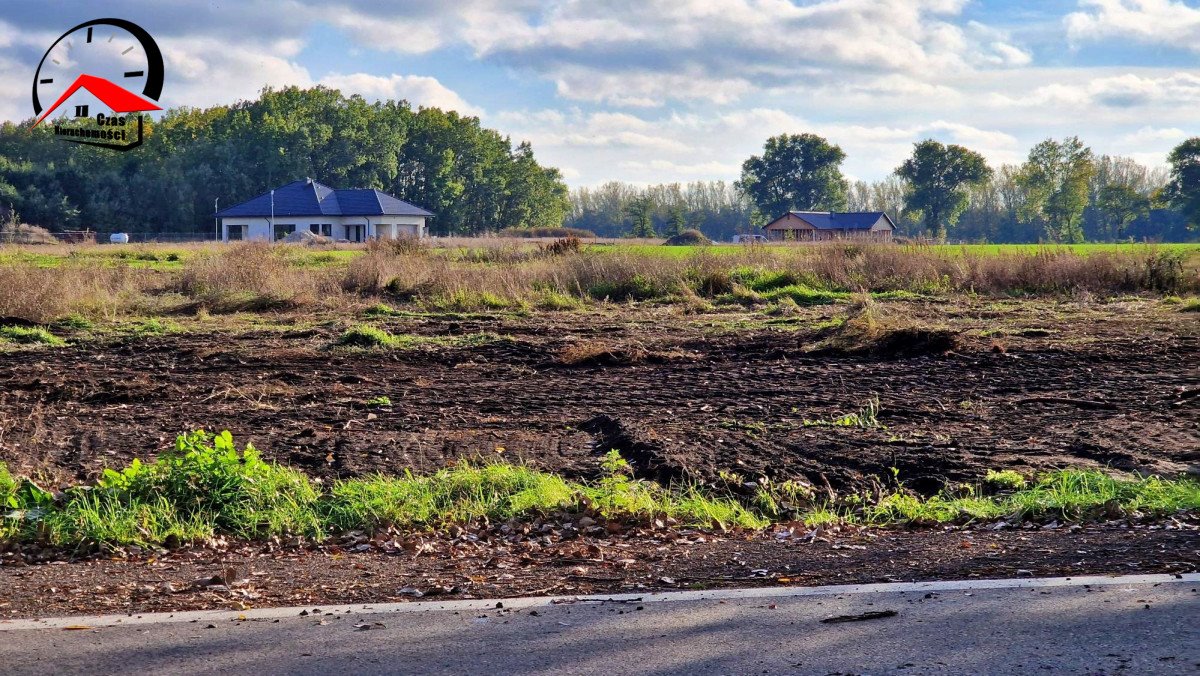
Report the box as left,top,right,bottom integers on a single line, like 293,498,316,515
539,236,583,256
662,230,711,246
337,324,398,348
45,431,322,545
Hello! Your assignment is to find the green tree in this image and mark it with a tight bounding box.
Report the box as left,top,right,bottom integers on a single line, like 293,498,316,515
895,140,992,240
665,204,687,236
625,196,656,237
1017,137,1096,243
1166,137,1200,230
737,133,848,222
1095,183,1150,240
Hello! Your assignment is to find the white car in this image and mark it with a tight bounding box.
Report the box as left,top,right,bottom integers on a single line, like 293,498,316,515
109,233,130,244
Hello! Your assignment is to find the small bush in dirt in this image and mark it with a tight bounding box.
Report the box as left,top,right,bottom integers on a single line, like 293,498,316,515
1178,297,1200,312
984,469,1027,491
538,236,582,256
336,324,398,348
803,397,882,428
366,395,392,407
0,326,65,346
662,229,711,246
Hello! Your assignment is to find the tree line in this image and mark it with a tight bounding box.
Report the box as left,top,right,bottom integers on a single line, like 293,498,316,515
564,134,1199,243
0,86,570,237
736,133,1199,243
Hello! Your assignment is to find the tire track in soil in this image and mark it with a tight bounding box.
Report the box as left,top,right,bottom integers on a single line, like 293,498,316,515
0,308,1196,492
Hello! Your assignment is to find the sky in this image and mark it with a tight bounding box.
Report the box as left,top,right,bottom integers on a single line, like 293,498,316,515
0,0,1197,187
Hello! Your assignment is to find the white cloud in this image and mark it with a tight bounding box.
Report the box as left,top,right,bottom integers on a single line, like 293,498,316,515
1067,0,1200,52
452,0,1033,107
317,73,481,115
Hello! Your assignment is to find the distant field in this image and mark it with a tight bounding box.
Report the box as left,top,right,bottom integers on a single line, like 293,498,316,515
0,240,1197,276
601,242,1200,259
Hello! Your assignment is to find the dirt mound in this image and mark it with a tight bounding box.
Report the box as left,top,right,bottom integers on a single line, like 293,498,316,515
662,229,711,246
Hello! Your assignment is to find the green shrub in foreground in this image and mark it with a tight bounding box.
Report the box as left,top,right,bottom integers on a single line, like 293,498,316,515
44,431,323,545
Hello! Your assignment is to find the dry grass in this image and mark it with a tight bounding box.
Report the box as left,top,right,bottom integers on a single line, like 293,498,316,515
176,242,343,312
0,264,149,323
0,241,1195,325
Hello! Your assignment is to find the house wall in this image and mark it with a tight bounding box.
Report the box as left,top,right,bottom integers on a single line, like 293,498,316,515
222,215,426,242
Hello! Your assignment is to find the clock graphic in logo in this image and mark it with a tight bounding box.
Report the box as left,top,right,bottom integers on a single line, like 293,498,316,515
31,18,164,151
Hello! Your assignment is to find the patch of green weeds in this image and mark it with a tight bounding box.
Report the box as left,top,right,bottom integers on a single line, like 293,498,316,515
424,289,525,312
534,289,585,311
337,324,400,348
803,397,882,428
364,302,403,318
54,314,94,331
761,285,846,306
335,324,509,350
129,318,182,336
984,469,1027,490
366,395,392,407
0,326,65,346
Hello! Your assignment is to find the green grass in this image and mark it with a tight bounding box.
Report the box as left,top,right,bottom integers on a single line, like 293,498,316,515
0,326,65,346
0,434,764,549
336,324,509,350
1,432,1198,552
866,470,1200,525
337,324,400,348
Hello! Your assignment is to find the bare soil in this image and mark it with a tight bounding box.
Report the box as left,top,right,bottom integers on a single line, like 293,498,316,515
1,298,1196,493
0,522,1195,619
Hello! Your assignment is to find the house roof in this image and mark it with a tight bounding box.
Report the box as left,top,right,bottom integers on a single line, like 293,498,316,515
34,74,162,127
768,211,894,231
215,179,434,218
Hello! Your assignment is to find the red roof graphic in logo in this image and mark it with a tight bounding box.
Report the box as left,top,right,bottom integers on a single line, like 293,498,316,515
33,73,161,127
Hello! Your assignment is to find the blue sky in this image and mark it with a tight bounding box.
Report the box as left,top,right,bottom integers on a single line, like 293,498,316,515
1,1,1197,186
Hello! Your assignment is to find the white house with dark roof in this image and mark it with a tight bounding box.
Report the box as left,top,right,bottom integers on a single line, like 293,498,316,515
216,178,434,242
763,211,895,242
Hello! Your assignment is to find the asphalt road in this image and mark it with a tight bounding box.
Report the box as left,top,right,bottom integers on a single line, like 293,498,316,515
2,574,1197,675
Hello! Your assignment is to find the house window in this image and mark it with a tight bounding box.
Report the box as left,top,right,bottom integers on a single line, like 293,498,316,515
309,224,333,236
227,224,244,241
273,224,296,240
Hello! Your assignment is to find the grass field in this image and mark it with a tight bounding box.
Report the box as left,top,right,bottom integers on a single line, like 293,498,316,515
2,240,1197,271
